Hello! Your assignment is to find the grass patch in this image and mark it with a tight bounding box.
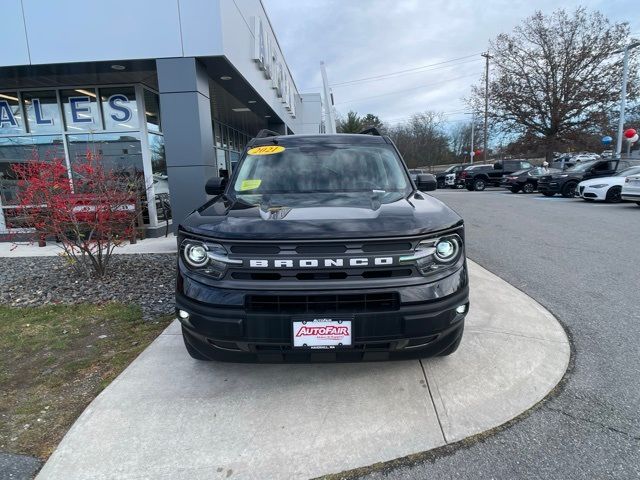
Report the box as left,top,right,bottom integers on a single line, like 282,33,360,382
0,303,171,459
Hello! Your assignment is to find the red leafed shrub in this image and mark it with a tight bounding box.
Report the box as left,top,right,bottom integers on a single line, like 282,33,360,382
13,149,143,277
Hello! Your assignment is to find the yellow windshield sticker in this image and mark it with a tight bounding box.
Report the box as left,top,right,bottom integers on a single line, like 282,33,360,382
247,145,285,155
239,179,262,191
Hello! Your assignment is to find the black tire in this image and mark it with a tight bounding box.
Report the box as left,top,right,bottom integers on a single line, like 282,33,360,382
561,181,578,198
522,182,536,194
636,202,640,207
605,186,622,203
182,328,211,361
510,186,520,193
473,178,486,191
542,191,555,197
437,180,445,189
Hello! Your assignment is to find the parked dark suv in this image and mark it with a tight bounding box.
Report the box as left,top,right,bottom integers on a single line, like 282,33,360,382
175,129,469,362
538,159,640,197
461,160,533,191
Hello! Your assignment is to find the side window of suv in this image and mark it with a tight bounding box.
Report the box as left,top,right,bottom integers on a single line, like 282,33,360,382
593,161,615,173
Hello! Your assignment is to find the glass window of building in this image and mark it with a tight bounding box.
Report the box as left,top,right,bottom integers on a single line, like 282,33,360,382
100,87,139,131
214,122,222,148
22,91,62,134
148,133,171,221
0,92,24,135
0,135,65,207
143,90,161,133
60,88,101,132
66,132,143,178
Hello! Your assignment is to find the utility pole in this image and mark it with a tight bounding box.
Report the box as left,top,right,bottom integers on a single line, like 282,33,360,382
615,41,640,158
320,61,336,134
481,52,492,164
470,117,475,164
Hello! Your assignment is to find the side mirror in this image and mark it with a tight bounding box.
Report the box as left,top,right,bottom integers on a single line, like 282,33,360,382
205,176,227,196
416,173,437,192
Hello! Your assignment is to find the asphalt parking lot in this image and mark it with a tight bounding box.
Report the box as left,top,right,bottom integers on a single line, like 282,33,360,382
356,188,640,480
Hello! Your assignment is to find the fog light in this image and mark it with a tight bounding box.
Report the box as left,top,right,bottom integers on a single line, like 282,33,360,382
456,304,467,314
178,309,190,319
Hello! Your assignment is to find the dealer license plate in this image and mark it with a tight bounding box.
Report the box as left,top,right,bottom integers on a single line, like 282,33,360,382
292,317,353,349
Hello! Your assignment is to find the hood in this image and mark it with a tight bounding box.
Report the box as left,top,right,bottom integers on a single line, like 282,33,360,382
579,175,625,187
550,172,584,180
180,193,463,240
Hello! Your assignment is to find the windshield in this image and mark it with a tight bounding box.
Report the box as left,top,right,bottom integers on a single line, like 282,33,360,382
565,160,598,173
615,166,640,177
510,169,529,176
231,144,411,205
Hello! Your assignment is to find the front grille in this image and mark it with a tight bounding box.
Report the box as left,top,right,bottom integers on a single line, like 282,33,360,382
246,292,400,313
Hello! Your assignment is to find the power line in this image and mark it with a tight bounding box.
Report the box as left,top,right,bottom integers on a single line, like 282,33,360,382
334,73,481,106
330,56,482,88
300,52,484,92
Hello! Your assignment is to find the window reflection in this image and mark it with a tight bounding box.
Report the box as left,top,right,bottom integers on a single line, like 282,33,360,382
0,92,24,135
149,133,171,221
0,135,65,206
100,87,139,131
61,89,100,132
144,90,161,133
23,90,62,134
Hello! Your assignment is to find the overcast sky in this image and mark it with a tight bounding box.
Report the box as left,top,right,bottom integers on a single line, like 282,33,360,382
263,0,638,128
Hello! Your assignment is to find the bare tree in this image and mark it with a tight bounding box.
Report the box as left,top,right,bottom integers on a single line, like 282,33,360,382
388,112,453,167
472,8,638,159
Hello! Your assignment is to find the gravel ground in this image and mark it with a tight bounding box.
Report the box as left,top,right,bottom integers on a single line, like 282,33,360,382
0,254,177,320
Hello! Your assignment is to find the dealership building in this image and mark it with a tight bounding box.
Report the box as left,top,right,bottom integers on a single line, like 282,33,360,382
0,0,323,237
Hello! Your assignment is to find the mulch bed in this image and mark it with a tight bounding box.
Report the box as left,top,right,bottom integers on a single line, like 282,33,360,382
1,254,177,320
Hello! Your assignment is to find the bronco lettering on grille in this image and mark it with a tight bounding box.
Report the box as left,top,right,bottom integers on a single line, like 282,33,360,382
248,257,394,268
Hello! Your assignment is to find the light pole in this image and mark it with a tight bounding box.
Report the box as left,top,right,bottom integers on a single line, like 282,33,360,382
614,41,640,158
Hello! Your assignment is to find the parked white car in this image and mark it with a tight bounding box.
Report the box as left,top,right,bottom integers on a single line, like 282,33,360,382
445,172,456,187
621,173,640,206
578,166,640,203
572,154,600,163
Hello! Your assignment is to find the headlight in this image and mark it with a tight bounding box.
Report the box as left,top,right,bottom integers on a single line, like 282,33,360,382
181,239,239,279
184,243,208,267
589,184,608,189
435,238,457,261
401,234,463,276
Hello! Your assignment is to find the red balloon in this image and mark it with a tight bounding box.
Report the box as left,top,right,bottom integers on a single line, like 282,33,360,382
624,128,637,139
474,149,483,157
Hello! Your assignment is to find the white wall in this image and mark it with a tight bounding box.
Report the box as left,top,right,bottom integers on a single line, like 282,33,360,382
0,0,319,133
1,0,31,67
21,0,184,64
219,0,300,132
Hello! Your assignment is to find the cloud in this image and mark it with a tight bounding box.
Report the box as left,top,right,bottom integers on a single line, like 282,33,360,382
264,0,636,126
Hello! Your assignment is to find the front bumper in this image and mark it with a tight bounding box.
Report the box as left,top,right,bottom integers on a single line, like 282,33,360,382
176,265,469,362
578,185,606,200
537,179,562,194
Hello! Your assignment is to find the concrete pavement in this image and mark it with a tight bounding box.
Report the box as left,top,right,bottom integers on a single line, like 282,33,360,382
36,260,569,480
2,236,177,258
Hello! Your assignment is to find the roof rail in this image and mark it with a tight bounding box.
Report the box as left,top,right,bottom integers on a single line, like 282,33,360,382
255,129,281,139
358,127,383,136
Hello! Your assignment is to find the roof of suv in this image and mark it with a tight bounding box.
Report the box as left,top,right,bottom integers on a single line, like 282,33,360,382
247,133,388,147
